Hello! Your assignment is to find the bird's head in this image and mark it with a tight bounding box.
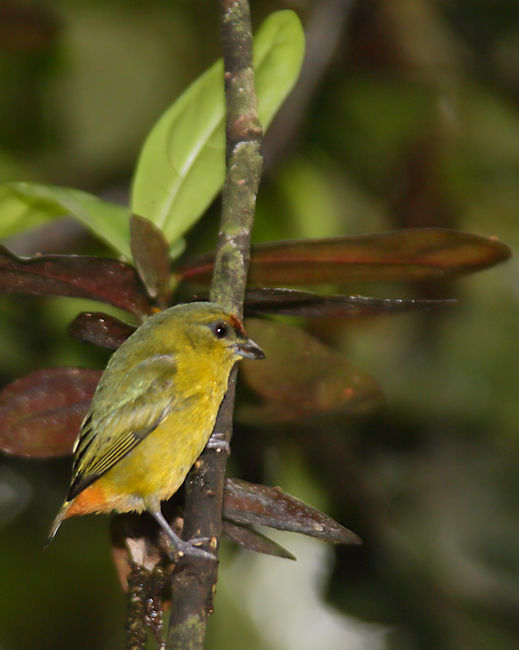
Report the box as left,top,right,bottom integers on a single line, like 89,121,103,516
149,302,265,363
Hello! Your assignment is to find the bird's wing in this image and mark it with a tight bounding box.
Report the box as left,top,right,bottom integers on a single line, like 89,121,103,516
67,354,179,500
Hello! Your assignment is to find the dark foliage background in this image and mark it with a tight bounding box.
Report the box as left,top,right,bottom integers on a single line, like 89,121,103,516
1,1,518,648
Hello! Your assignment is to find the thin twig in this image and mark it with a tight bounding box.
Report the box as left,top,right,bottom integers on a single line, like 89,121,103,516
166,1,262,647
125,564,151,650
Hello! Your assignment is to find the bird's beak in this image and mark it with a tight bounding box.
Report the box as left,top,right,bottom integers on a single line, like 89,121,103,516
234,337,265,360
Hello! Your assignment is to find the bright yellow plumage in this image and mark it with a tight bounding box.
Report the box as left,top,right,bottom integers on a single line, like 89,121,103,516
47,302,264,558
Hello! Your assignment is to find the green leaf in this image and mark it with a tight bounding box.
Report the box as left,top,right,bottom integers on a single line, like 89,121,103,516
131,10,304,250
254,10,305,130
1,182,132,259
0,184,62,239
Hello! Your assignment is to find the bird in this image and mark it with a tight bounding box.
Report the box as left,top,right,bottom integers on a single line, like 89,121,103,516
47,302,265,559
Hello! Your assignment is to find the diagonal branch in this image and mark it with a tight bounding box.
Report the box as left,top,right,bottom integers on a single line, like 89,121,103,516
167,1,263,647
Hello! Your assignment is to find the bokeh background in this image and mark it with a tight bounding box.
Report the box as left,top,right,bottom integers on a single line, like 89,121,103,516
1,1,519,648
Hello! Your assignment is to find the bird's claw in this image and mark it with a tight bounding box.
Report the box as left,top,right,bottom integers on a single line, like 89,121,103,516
189,536,211,547
206,438,230,456
151,510,216,562
168,538,215,563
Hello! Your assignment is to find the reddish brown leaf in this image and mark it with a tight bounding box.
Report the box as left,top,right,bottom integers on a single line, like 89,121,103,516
0,2,59,53
244,287,457,317
236,401,341,424
69,312,136,350
0,246,151,317
178,229,510,287
0,368,101,457
240,318,382,417
130,215,172,308
223,521,296,560
224,478,361,545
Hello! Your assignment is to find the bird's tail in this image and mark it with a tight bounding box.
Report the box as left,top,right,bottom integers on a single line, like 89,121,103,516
44,501,70,547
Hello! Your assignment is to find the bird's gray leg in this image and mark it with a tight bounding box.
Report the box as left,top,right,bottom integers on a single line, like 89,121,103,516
206,434,230,456
151,509,215,562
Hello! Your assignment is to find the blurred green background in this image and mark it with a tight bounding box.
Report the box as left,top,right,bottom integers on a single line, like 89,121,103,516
1,1,519,648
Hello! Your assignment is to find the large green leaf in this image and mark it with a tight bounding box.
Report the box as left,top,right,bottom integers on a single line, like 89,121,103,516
0,182,132,259
131,10,304,252
0,184,61,239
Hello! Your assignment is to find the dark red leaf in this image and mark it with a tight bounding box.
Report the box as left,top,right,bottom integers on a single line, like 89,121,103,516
223,521,296,560
0,2,59,52
178,229,510,287
244,287,457,317
0,246,151,317
236,401,341,424
0,368,101,457
240,318,382,417
224,478,361,545
130,215,172,308
69,312,136,350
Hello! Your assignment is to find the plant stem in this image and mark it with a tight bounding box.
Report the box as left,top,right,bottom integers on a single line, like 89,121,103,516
166,1,263,647
125,564,150,650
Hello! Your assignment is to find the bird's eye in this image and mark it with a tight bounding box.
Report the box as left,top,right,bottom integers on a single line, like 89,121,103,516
213,322,229,339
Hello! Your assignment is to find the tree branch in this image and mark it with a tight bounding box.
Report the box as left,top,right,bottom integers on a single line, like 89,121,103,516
167,1,263,647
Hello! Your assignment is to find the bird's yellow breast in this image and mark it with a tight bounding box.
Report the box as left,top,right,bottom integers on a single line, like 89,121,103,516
104,390,220,505
89,349,231,513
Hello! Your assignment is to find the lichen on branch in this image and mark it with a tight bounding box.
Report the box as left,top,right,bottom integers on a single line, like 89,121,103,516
166,1,263,648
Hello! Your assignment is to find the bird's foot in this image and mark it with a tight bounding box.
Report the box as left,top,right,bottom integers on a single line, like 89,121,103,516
167,537,215,563
206,437,230,456
152,509,215,562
